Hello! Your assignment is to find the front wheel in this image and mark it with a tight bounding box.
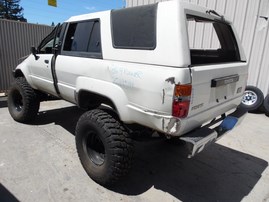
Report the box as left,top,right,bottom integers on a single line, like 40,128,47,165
8,77,40,123
75,109,133,186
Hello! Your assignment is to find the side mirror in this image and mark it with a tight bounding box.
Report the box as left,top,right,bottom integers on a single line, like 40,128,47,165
52,42,61,54
30,46,39,60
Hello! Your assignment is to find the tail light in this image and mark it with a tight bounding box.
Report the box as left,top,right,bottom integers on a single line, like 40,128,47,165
172,84,192,118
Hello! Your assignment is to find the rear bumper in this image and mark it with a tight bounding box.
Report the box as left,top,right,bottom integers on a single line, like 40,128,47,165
127,95,244,136
179,107,247,158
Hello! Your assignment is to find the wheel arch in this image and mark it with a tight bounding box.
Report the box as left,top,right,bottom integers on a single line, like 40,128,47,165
77,90,116,110
76,77,131,122
12,59,36,89
13,69,25,78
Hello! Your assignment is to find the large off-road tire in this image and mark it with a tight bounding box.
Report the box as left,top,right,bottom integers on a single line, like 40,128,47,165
240,86,264,112
75,109,133,186
8,77,40,123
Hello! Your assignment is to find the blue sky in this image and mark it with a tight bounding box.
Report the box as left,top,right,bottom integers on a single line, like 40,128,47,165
20,0,125,25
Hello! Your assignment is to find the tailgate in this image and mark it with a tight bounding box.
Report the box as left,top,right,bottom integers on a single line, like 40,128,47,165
186,14,248,118
188,62,248,117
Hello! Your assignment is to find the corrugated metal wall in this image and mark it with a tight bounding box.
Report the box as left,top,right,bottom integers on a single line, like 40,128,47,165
126,0,269,95
0,19,53,92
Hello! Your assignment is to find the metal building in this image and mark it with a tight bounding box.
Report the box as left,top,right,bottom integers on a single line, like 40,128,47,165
126,0,269,95
0,19,53,93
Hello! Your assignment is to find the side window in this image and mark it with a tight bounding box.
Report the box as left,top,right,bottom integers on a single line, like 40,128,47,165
38,25,62,54
63,20,102,58
63,23,77,51
39,39,54,53
111,4,157,50
88,22,101,53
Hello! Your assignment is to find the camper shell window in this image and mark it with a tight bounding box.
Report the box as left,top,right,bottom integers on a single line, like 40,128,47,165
187,15,241,65
111,4,157,50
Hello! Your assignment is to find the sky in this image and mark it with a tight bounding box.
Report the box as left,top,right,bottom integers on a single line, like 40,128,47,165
20,0,125,26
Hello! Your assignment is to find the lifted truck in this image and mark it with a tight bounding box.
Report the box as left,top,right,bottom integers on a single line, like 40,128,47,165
8,1,248,186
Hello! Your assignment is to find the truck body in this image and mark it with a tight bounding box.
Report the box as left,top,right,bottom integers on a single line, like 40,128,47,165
9,1,248,185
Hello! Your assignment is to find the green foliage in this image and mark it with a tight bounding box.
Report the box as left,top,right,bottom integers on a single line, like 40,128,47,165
0,0,27,22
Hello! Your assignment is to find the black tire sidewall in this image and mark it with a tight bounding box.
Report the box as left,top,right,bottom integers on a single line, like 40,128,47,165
263,94,269,116
76,118,110,181
8,78,40,123
8,84,27,120
75,109,133,186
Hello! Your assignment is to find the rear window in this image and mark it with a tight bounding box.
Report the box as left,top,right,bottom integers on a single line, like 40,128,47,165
111,4,157,50
187,15,240,65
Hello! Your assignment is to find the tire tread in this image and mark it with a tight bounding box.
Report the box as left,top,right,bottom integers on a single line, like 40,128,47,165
8,77,40,123
75,109,133,186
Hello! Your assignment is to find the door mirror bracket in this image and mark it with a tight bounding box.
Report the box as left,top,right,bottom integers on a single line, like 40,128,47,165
31,46,39,60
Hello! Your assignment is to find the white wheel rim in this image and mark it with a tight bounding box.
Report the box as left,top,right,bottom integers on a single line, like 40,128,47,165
242,90,258,106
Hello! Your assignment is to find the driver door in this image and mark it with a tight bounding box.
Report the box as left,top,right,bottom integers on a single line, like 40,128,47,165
28,24,61,96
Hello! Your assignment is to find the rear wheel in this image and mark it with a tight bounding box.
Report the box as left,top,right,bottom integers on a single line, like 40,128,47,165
240,86,264,112
8,77,40,123
75,109,133,186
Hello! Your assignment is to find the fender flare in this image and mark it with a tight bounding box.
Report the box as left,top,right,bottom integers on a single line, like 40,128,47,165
13,63,37,89
76,77,131,121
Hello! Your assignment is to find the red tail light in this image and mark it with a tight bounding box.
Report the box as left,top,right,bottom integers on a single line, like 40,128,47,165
172,84,192,118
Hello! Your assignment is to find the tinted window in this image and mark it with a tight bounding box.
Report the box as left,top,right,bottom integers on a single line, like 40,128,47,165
63,20,102,58
111,4,157,50
63,23,77,51
72,21,94,51
87,22,101,52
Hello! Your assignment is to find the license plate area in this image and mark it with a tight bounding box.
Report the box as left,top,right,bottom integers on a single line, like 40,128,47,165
211,74,239,88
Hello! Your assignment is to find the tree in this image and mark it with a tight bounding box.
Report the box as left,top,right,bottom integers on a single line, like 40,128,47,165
0,0,27,22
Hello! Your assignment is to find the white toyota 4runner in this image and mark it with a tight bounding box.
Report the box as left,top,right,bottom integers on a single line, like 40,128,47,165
8,1,248,186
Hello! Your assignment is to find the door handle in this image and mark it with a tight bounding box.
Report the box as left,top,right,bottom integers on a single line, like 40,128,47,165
44,60,49,64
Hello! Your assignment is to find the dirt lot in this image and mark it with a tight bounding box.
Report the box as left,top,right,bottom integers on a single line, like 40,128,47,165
0,98,269,202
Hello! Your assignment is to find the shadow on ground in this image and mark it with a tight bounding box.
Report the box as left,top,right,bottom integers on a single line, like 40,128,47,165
31,106,268,202
0,97,7,108
114,141,268,201
32,106,84,135
0,184,19,202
